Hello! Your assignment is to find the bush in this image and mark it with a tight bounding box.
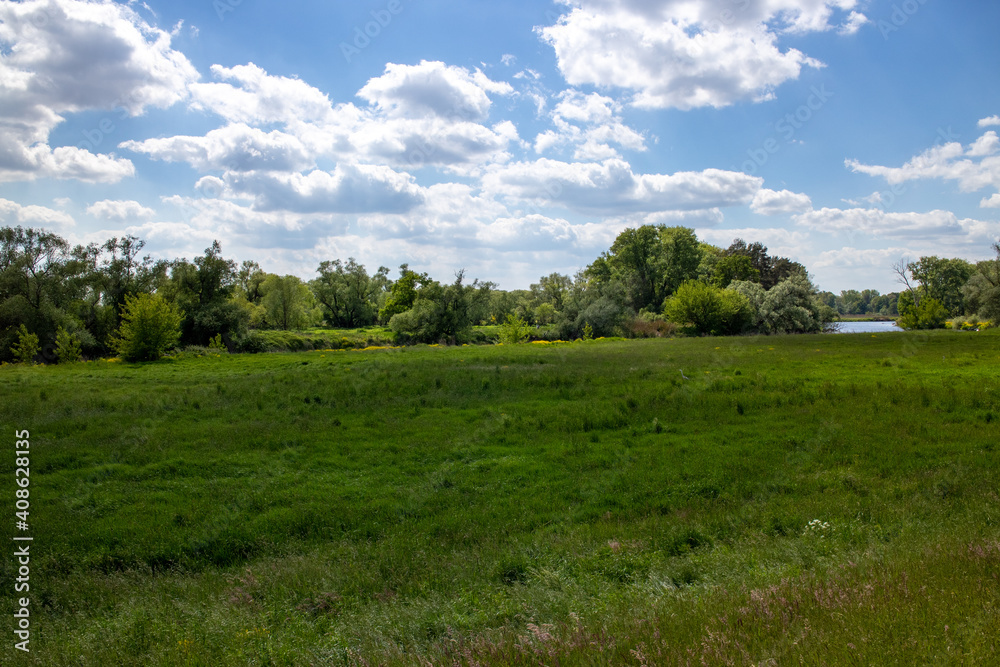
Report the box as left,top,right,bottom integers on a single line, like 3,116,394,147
497,314,531,345
55,327,82,363
628,317,677,338
9,324,39,364
665,281,753,336
897,292,947,330
112,293,182,362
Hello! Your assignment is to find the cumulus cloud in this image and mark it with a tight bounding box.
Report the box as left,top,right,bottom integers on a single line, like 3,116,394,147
0,0,198,182
534,90,646,160
357,60,513,121
483,158,761,214
538,0,861,110
121,124,315,172
978,116,1000,128
795,207,994,242
0,197,75,231
846,131,1000,207
86,199,156,222
221,164,426,214
751,188,813,215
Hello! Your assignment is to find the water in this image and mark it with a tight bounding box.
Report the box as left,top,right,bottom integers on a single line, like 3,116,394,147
830,320,902,334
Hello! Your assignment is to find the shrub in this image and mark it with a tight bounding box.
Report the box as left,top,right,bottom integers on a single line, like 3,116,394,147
897,292,947,330
497,314,531,345
55,327,82,363
9,324,39,364
208,333,227,352
665,281,753,336
112,293,182,362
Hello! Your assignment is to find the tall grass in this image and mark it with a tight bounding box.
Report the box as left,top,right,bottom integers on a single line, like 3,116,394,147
1,331,997,664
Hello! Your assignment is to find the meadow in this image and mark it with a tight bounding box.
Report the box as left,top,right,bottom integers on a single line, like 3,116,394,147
1,330,999,665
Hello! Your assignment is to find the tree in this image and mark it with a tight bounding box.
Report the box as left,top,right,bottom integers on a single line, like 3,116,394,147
161,241,246,346
112,293,182,362
962,243,1000,323
379,264,431,324
261,274,317,330
758,275,826,334
664,281,753,336
55,327,82,363
712,254,760,288
311,258,389,328
9,324,39,363
897,292,947,330
907,256,974,316
389,271,493,343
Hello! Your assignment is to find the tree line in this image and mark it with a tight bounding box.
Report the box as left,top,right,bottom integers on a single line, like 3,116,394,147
2,224,998,362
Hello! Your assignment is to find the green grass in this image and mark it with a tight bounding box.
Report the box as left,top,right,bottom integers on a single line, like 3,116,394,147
1,331,999,665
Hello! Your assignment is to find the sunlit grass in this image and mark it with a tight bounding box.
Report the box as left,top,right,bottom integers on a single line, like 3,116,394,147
1,330,998,664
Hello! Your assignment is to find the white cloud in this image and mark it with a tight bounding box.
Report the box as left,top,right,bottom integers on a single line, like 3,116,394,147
978,116,1000,128
483,158,762,214
751,188,813,216
0,197,75,231
121,124,314,172
538,0,860,110
981,194,1000,209
221,164,426,214
795,207,995,243
0,0,198,182
535,90,646,160
86,199,156,222
190,63,336,125
357,60,513,122
846,131,1000,207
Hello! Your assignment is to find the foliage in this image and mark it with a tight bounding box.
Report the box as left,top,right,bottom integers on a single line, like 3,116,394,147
378,264,429,324
758,274,827,334
897,292,948,330
111,293,182,362
711,254,760,288
9,323,39,363
907,256,974,316
311,258,389,328
261,274,318,331
389,271,493,344
725,238,805,289
55,326,82,363
161,241,245,346
208,333,227,352
665,281,754,336
497,313,532,344
961,243,1000,324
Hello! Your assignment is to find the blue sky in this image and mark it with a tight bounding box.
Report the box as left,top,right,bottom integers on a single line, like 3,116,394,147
1,0,999,293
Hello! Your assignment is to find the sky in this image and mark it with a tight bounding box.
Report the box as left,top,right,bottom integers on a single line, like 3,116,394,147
1,0,999,294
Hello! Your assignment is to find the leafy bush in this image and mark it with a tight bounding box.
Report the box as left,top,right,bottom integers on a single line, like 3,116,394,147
112,293,182,362
55,327,82,363
628,317,678,338
9,324,39,363
665,281,753,336
897,292,947,330
208,333,227,352
497,314,531,345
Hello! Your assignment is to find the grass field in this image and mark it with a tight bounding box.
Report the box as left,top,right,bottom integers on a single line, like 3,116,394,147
2,331,999,665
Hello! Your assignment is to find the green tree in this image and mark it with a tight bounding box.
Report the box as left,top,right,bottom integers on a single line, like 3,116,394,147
261,274,317,330
311,258,389,328
897,292,947,330
962,243,1000,323
9,324,39,363
907,256,974,316
497,313,531,344
712,254,760,288
112,293,182,362
389,271,492,344
55,327,82,363
758,275,826,334
665,281,753,336
379,264,430,324
161,241,246,346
